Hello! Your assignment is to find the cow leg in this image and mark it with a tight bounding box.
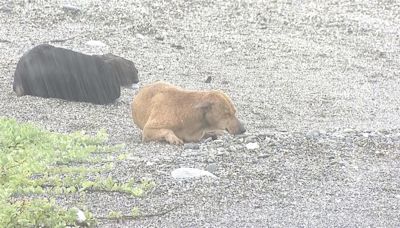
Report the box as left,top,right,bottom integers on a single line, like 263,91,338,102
142,127,183,145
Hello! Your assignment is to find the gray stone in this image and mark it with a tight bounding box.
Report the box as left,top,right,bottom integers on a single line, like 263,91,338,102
131,83,140,90
306,130,320,138
212,139,224,147
184,143,200,150
72,207,86,224
246,142,260,150
216,150,229,156
171,168,217,179
171,44,184,49
257,154,269,159
62,5,81,13
155,34,165,41
145,161,155,166
245,135,258,143
206,163,218,173
362,133,369,137
224,48,233,53
136,33,145,39
343,128,354,133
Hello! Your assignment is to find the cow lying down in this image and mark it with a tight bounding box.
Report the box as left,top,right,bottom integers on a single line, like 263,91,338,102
13,44,139,104
131,82,246,145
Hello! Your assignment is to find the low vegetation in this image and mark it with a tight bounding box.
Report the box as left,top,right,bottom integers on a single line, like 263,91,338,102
0,118,153,227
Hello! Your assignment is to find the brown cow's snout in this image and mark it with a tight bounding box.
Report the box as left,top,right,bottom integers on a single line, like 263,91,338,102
237,120,246,134
229,119,246,135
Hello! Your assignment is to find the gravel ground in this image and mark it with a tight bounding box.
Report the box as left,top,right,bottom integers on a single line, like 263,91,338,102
1,0,400,227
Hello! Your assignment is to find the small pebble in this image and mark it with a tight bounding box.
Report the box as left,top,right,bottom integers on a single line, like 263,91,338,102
245,135,257,143
206,163,218,173
171,168,217,179
229,145,237,152
145,161,155,166
171,44,184,49
343,128,354,133
216,150,227,156
306,130,320,138
246,142,259,150
257,154,269,159
236,134,248,139
212,139,224,146
338,161,346,166
184,143,200,150
62,5,81,13
136,33,145,39
155,34,164,41
224,48,233,53
131,84,140,90
72,207,86,224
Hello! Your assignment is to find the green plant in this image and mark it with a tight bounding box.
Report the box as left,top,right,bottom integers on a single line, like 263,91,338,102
0,118,153,227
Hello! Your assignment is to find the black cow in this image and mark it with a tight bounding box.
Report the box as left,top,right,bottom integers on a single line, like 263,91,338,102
13,44,139,104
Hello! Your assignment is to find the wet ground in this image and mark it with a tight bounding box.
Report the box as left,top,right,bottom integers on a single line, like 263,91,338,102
1,0,399,227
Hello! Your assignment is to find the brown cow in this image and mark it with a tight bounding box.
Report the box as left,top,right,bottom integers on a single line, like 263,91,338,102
131,82,245,145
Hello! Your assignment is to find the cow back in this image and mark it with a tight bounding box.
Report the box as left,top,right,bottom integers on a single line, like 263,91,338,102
13,44,121,104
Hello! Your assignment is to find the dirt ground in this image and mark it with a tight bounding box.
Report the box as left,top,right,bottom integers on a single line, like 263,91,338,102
1,0,399,227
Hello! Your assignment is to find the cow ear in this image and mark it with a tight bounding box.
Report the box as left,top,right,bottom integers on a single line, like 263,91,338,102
194,101,213,111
